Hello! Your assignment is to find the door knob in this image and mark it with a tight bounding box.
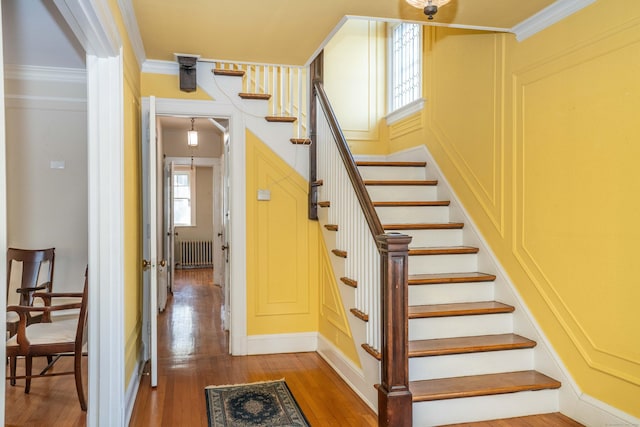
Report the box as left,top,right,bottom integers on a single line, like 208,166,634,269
142,259,151,270
159,259,166,267
222,245,229,251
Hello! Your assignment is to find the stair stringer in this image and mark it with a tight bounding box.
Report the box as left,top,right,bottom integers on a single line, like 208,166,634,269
315,193,381,413
375,145,638,426
195,62,309,180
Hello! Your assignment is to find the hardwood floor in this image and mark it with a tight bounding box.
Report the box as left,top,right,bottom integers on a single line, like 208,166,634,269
128,268,377,426
5,268,584,426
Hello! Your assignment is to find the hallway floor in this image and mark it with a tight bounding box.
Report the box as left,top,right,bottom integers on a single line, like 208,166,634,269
128,268,378,426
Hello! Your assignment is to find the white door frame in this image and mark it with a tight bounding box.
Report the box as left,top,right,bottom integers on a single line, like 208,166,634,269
143,97,248,356
0,2,7,421
51,1,124,426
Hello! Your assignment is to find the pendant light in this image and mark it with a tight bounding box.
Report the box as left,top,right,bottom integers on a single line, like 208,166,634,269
187,117,198,147
405,0,451,20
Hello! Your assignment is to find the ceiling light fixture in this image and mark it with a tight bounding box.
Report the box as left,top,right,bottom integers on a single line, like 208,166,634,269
406,0,451,20
187,117,198,147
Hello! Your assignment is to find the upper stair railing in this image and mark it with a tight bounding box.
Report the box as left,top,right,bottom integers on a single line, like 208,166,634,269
212,60,308,139
308,53,412,427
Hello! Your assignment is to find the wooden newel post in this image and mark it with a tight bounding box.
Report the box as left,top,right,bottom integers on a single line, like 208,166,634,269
376,232,412,427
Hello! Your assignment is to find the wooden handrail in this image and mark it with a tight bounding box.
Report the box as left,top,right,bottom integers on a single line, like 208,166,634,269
313,80,384,238
308,51,411,426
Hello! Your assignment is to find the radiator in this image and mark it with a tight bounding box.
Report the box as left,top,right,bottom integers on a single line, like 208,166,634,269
179,240,213,268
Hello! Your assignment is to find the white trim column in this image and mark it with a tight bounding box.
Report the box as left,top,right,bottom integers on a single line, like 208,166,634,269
86,51,125,426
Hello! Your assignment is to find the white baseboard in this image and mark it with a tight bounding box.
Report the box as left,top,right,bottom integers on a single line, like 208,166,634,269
317,334,377,412
567,393,640,427
246,332,318,355
124,354,145,426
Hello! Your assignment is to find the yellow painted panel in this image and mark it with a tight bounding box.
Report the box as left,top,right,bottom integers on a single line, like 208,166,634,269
514,26,640,383
318,235,361,367
428,28,504,234
141,73,213,100
324,19,387,152
246,131,319,335
123,71,142,382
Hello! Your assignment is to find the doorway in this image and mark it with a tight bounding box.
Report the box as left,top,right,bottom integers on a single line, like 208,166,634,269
141,97,248,391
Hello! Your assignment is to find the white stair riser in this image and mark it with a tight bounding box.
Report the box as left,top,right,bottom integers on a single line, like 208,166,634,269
357,166,426,180
376,206,449,223
366,185,438,202
408,253,478,275
409,282,494,305
400,228,464,247
412,389,560,426
210,73,244,94
409,313,513,340
409,348,534,381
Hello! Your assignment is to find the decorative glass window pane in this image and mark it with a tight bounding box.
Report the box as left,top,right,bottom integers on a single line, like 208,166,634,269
389,23,422,112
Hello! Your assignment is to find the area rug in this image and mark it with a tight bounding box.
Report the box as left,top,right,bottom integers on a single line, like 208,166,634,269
205,379,310,426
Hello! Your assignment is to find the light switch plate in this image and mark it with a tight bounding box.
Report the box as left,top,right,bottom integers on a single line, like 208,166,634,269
50,160,65,169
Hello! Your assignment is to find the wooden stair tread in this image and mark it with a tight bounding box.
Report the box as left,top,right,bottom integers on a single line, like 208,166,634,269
364,180,437,186
409,301,514,318
409,272,496,285
331,249,347,258
373,200,450,207
409,334,536,357
340,277,357,288
356,161,426,167
238,92,271,100
384,222,464,230
441,412,584,426
265,116,297,123
290,138,311,145
324,224,338,231
212,68,245,77
409,246,479,256
410,370,561,402
350,308,368,322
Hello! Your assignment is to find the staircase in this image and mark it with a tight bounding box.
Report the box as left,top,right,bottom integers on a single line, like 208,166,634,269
322,159,562,426
205,60,564,425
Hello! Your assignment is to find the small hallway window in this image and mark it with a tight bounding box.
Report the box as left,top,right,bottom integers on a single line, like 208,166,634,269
388,22,424,122
173,166,196,226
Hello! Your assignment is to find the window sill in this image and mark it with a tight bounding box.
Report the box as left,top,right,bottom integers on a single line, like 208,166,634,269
385,98,425,126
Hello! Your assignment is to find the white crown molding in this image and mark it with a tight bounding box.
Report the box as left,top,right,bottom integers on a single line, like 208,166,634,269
53,0,121,56
117,0,146,68
512,0,597,41
4,95,86,111
142,59,179,75
4,64,86,83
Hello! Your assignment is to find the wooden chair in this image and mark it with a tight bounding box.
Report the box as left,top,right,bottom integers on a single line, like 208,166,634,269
6,273,88,411
6,247,56,337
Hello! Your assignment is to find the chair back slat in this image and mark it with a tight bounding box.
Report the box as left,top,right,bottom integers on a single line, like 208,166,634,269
7,248,55,306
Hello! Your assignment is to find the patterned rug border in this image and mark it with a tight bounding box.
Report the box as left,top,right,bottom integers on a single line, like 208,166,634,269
205,378,310,426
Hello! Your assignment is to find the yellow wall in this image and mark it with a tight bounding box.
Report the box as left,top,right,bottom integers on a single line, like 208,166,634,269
324,19,388,155
245,131,319,334
386,0,640,417
141,73,212,100
318,236,361,366
109,0,143,385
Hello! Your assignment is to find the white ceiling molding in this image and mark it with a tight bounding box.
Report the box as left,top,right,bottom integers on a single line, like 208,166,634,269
53,0,121,56
117,0,146,68
142,59,179,75
4,64,86,83
511,0,597,42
